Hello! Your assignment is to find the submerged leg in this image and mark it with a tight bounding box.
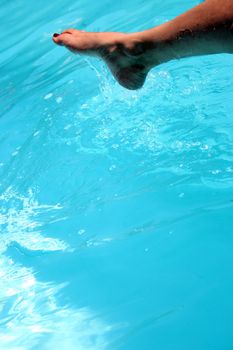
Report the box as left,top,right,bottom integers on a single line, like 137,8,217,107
53,0,233,90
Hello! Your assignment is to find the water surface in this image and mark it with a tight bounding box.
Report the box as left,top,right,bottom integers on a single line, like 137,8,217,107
1,0,233,349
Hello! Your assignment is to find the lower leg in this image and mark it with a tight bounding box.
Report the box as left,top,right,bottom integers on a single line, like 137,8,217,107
132,0,233,67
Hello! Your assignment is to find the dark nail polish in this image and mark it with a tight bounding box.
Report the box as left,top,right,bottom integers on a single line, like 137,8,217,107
53,33,59,37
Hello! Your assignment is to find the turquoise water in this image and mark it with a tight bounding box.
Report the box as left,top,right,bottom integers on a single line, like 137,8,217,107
1,0,233,349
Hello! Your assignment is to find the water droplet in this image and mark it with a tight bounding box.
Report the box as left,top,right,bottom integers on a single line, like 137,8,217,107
44,93,53,100
56,97,63,104
78,229,85,236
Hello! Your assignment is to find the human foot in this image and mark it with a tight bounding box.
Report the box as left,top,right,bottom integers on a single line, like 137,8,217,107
52,29,150,90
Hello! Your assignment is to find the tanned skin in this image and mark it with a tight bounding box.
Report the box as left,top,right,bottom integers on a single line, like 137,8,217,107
52,0,233,90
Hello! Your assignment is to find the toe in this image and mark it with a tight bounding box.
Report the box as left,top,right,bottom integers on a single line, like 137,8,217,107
52,33,63,45
52,32,73,46
61,28,85,35
61,28,76,35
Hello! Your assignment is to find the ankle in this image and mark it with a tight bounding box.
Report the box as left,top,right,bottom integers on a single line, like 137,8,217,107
123,31,171,69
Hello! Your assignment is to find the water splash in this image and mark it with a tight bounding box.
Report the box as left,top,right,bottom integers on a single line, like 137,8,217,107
0,188,68,254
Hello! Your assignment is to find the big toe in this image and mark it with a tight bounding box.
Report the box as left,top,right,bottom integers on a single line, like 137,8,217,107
53,33,68,46
52,28,84,46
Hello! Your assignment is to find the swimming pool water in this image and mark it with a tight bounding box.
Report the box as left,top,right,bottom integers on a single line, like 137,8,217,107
1,0,233,349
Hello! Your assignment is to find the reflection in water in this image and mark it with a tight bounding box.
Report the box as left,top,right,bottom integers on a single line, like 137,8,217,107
0,189,112,350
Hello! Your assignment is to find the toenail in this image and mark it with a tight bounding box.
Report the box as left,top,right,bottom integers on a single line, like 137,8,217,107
53,33,60,37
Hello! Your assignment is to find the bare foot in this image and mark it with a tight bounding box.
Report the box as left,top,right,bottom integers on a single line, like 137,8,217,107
52,29,149,90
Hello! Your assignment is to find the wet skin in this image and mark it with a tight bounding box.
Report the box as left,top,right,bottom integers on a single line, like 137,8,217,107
53,0,233,90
